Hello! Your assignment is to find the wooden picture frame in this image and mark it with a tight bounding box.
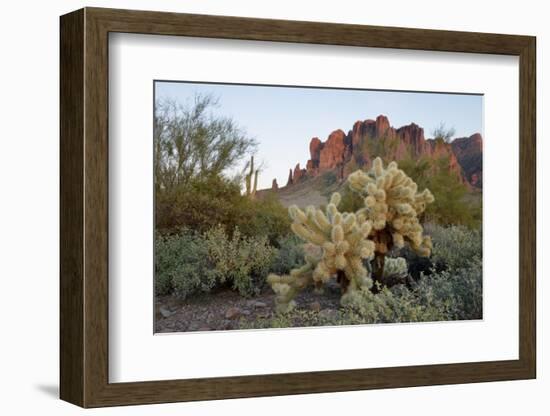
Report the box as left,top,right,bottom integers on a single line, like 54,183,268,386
60,7,536,408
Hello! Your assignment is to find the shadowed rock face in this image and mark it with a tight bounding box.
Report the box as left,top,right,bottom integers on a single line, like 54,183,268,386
276,115,483,189
452,133,483,188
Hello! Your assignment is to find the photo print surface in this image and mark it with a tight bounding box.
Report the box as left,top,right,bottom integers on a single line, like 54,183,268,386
154,81,483,333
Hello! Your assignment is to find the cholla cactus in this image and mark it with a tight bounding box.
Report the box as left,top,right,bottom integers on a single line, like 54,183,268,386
268,157,434,311
383,257,408,278
348,157,434,287
267,193,376,312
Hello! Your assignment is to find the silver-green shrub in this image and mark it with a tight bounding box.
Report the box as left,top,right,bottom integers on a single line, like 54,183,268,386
426,223,482,270
156,226,276,299
413,257,482,320
155,230,217,299
204,225,276,297
269,235,305,275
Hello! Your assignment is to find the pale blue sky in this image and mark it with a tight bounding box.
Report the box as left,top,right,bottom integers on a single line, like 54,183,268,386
155,81,483,190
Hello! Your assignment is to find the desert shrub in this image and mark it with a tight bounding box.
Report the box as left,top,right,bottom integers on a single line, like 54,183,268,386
156,225,277,299
399,156,481,228
156,175,244,234
156,175,291,243
426,223,482,270
398,223,481,280
154,95,256,192
337,185,365,213
204,225,276,297
155,230,217,299
236,194,292,244
412,257,482,320
269,235,305,275
240,265,482,329
239,285,448,330
396,224,483,320
339,286,448,324
321,170,338,187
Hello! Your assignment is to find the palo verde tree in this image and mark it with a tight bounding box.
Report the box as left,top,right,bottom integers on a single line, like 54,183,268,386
154,94,257,193
431,122,456,144
267,157,435,312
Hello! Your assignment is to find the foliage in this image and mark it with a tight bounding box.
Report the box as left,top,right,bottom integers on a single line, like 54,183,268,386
269,235,305,275
239,285,449,329
156,175,244,234
236,194,292,245
156,175,291,243
398,156,481,228
204,225,276,297
426,223,482,270
337,185,365,213
431,122,456,143
154,94,256,192
241,244,482,328
321,170,338,187
338,286,449,323
155,226,276,299
155,230,217,299
413,258,482,320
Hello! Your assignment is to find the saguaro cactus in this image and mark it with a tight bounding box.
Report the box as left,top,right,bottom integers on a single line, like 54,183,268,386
267,193,376,312
245,156,259,198
347,157,434,288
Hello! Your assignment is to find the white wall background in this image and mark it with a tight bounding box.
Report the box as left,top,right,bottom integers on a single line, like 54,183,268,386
0,0,546,414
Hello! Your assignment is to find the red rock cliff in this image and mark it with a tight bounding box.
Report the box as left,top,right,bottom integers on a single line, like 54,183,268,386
276,115,482,189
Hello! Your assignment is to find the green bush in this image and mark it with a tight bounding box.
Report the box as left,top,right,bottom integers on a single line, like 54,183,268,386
413,257,482,320
426,223,482,270
156,225,277,299
238,285,448,329
337,185,365,213
156,175,291,244
269,235,305,275
339,286,449,324
155,230,217,299
204,225,276,297
236,194,292,244
399,156,481,228
321,170,338,187
156,175,244,234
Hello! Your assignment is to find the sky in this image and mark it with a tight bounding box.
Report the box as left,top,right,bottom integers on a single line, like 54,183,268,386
155,81,483,190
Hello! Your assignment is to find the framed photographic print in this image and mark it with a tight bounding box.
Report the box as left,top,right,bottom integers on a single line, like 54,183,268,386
60,7,536,408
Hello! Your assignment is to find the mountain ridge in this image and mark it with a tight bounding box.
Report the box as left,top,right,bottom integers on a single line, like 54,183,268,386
275,115,482,191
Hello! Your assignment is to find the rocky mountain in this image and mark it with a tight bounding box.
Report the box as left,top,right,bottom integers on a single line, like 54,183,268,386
279,115,482,190
451,133,483,188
